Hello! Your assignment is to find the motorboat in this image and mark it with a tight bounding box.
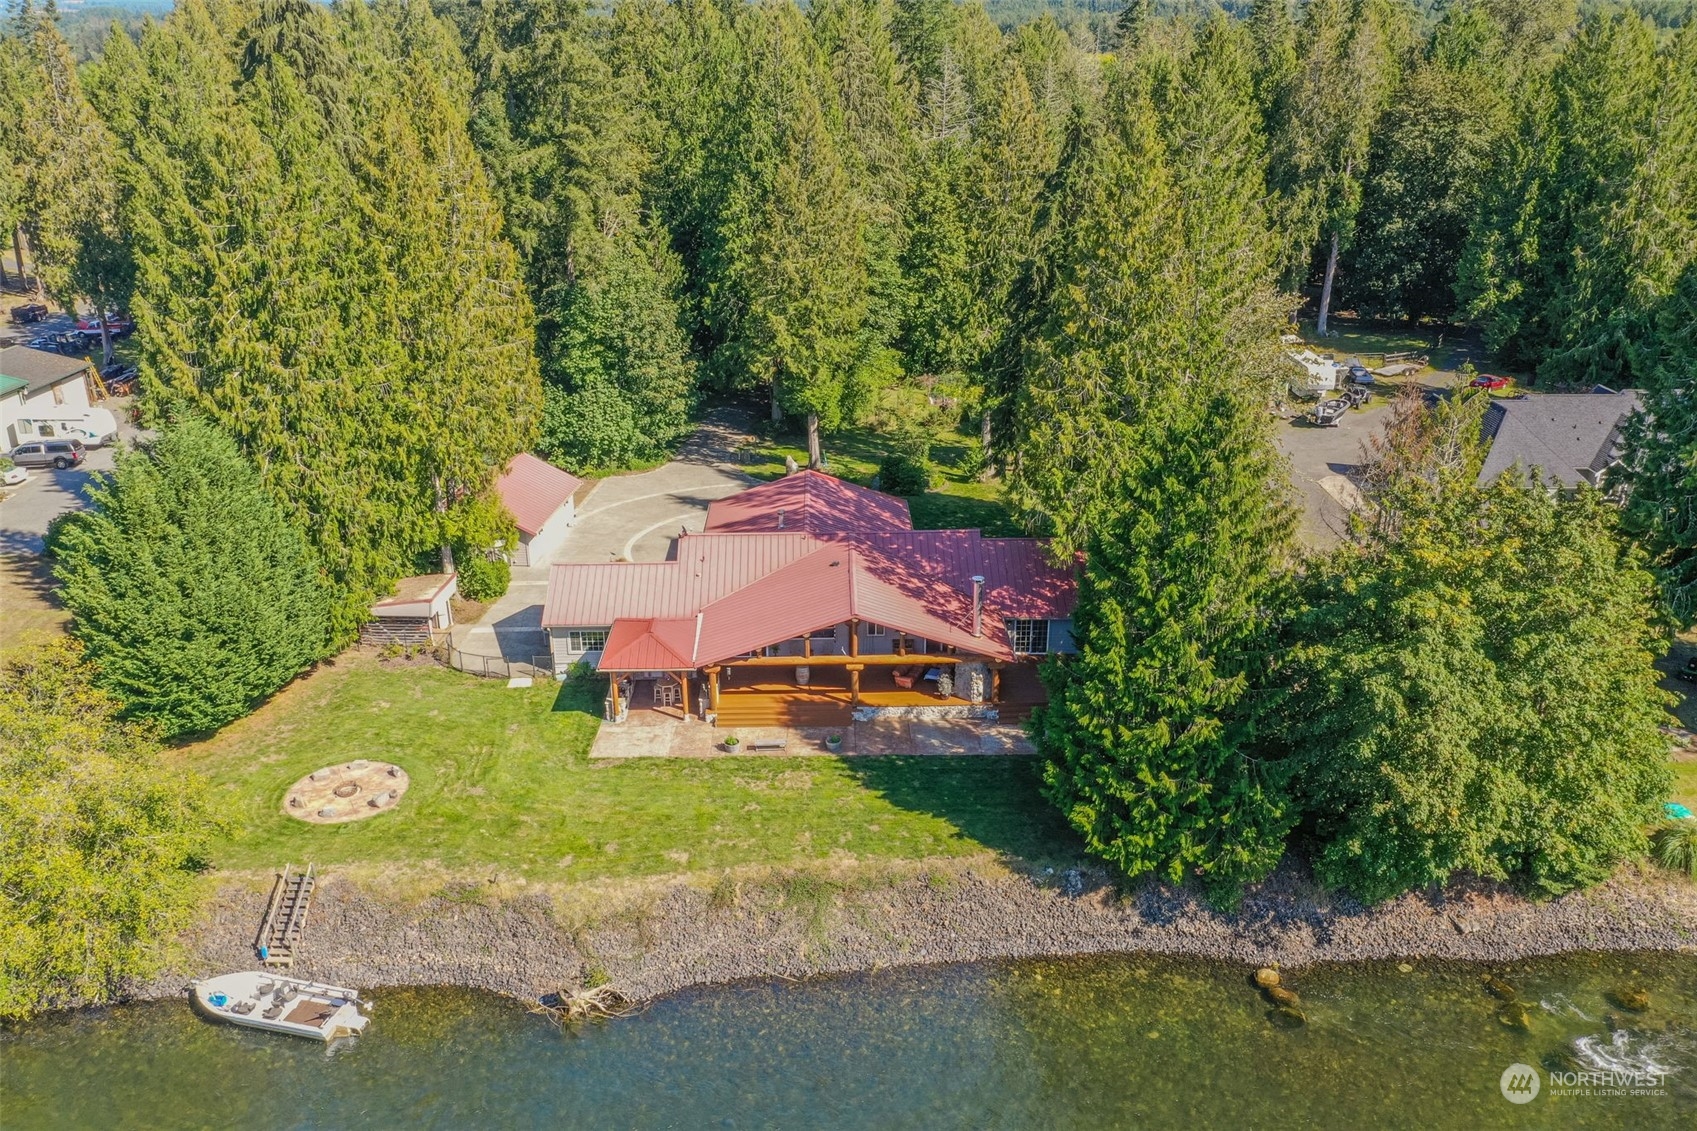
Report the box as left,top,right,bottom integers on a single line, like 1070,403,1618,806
191,971,371,1041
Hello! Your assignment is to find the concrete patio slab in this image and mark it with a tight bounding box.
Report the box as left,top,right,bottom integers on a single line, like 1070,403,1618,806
586,717,1034,759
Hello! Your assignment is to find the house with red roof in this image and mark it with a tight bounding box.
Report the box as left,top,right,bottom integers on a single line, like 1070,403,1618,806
542,469,1077,728
495,453,584,567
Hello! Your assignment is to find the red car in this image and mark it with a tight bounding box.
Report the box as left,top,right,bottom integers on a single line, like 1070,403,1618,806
1469,373,1512,391
75,312,134,336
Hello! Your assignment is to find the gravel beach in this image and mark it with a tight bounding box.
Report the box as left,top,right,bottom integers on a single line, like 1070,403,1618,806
134,860,1697,1006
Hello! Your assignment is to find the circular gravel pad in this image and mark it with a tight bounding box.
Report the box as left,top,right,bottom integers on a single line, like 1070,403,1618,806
283,760,410,824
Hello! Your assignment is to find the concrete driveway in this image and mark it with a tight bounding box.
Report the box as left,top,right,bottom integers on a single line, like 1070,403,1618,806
453,410,761,662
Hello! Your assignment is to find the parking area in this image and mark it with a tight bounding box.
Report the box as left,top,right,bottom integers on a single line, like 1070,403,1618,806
1275,368,1465,546
0,401,140,555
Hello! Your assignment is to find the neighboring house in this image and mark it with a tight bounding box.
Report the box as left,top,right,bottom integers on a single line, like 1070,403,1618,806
0,345,96,450
542,469,1077,726
361,572,458,645
495,453,583,567
1478,389,1642,491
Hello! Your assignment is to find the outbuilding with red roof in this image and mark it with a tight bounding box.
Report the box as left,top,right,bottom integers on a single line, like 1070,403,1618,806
495,453,584,567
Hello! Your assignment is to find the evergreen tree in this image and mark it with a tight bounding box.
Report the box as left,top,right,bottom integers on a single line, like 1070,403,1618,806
1623,263,1697,622
1461,17,1696,383
1036,392,1298,897
53,417,330,738
1342,3,1511,320
1272,428,1672,902
7,7,127,361
449,0,696,467
91,0,541,635
1014,83,1299,896
699,1,870,466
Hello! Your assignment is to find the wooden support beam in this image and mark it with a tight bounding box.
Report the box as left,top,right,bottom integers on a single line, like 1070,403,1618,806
706,666,721,712
850,619,860,657
608,674,621,720
725,652,978,668
990,666,1002,704
848,663,862,705
679,671,690,720
804,635,812,659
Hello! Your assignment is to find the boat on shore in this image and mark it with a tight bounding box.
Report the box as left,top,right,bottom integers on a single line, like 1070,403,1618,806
190,971,370,1041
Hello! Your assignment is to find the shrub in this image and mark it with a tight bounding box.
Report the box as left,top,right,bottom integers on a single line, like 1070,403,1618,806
1651,821,1697,878
879,432,932,496
456,551,510,603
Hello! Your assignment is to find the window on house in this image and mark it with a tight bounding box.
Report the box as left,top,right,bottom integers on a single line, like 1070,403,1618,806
810,625,839,639
568,629,609,653
864,623,887,637
1006,618,1049,654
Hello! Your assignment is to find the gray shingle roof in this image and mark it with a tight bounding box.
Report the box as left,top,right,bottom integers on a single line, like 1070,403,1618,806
0,345,93,397
1478,390,1643,489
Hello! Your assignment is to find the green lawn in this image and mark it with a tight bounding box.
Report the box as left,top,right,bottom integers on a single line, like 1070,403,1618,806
178,656,1079,883
1299,316,1491,377
1672,760,1697,812
733,400,1025,537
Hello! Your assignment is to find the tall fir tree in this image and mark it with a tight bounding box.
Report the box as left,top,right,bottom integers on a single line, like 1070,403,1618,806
52,416,330,738
698,1,870,466
90,0,540,636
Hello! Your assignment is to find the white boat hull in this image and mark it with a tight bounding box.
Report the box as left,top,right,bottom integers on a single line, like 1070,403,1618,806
191,971,370,1042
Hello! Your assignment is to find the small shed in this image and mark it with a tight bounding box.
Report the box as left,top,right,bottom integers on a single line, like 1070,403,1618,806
495,453,583,567
362,572,458,645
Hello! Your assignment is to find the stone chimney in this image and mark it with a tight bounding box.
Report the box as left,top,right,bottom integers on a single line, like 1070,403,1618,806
970,575,985,637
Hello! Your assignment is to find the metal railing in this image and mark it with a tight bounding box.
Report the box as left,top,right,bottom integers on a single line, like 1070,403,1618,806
439,647,557,680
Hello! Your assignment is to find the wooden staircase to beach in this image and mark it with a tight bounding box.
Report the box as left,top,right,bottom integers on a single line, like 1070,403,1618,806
256,863,316,968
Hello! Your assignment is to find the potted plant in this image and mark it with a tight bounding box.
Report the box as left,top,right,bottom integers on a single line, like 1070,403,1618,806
722,734,741,753
825,733,843,752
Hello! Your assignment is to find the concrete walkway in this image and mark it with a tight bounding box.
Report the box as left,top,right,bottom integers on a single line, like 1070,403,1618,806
454,409,762,661
588,716,1036,759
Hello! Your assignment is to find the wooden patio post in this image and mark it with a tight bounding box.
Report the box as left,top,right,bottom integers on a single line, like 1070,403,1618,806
848,663,862,705
990,665,1002,704
804,634,812,659
849,619,860,657
608,673,621,720
679,671,691,720
707,666,721,711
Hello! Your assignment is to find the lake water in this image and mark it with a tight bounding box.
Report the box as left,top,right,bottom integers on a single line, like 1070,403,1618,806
4,953,1694,1129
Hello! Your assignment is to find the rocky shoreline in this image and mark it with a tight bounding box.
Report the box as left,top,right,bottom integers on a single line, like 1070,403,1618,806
128,859,1697,1008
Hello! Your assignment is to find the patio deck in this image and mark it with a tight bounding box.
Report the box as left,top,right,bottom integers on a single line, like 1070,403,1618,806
587,716,1037,759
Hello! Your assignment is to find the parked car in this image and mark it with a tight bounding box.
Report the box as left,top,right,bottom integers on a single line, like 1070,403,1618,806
1345,358,1373,385
76,312,134,337
1469,373,1512,391
1674,658,1697,684
9,302,49,324
2,462,27,486
9,438,87,470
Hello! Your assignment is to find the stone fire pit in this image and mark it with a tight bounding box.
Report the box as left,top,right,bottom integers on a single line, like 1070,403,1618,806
283,759,410,824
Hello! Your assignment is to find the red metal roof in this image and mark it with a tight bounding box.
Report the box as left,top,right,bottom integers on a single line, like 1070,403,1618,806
544,474,1075,669
705,469,912,533
496,453,584,536
599,617,697,671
